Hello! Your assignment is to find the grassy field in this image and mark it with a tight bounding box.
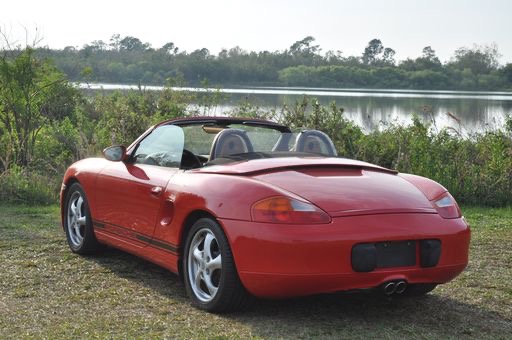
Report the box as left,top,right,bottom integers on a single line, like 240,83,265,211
0,205,511,339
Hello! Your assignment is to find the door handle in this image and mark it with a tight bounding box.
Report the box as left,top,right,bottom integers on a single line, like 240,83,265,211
151,186,163,195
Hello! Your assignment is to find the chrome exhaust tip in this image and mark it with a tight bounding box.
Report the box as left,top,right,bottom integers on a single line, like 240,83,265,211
383,282,396,295
395,280,407,294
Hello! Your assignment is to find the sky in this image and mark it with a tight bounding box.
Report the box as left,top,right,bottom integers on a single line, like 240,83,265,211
1,0,511,64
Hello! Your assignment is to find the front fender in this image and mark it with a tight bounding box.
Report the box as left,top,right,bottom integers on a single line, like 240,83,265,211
60,158,109,228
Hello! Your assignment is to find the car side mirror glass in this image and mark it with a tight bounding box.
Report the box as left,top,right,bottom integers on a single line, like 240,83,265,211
103,145,127,162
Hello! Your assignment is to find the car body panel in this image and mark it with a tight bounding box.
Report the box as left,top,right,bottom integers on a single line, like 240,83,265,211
94,161,178,245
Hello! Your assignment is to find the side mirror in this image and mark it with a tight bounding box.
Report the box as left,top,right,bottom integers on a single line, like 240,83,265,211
103,145,127,162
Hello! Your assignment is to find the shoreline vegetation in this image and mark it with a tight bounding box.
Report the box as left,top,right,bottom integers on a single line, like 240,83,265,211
1,41,511,207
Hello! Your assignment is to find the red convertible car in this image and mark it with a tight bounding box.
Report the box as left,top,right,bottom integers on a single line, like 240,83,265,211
61,117,470,312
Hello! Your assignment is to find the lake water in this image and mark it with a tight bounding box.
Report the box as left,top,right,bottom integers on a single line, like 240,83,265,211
80,83,512,133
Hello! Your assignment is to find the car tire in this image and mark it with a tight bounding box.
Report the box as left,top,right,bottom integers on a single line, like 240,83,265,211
183,217,249,313
403,283,437,296
64,183,100,254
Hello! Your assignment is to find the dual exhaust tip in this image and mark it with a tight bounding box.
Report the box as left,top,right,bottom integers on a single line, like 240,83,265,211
383,280,407,295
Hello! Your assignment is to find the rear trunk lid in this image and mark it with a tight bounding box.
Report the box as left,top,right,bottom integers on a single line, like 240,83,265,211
196,157,435,216
252,167,435,216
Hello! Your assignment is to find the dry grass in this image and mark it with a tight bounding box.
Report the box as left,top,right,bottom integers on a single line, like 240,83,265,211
0,205,511,339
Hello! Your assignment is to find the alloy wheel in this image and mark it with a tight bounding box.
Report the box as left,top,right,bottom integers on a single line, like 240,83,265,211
67,191,87,247
187,228,222,302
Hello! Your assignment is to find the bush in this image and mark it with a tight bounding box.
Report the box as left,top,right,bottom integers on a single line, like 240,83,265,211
355,116,512,206
0,166,58,205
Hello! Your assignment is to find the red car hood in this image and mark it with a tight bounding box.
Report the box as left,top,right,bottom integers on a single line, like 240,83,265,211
197,158,436,217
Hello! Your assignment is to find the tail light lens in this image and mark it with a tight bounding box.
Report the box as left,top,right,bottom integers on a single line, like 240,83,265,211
251,196,331,224
432,192,461,219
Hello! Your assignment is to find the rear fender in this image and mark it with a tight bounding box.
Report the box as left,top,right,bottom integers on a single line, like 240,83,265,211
166,173,303,253
398,173,448,200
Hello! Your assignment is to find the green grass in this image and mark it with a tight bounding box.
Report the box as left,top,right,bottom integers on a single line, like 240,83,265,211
0,205,511,339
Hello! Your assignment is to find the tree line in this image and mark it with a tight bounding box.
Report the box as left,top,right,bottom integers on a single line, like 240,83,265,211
32,35,512,91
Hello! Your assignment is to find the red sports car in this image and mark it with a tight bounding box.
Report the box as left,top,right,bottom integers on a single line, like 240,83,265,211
60,117,470,312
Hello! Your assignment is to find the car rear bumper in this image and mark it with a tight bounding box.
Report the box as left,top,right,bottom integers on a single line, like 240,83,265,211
219,213,470,298
237,264,467,298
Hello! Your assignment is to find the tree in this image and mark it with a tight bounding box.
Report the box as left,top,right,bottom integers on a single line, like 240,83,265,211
228,46,245,57
399,46,441,72
422,46,438,62
325,50,344,63
362,39,384,65
161,42,179,55
419,46,442,69
109,34,121,51
0,47,77,168
85,40,108,52
218,49,228,59
382,47,396,65
119,36,150,52
63,46,77,53
290,36,320,56
190,48,210,59
502,63,512,86
451,43,501,74
80,66,94,83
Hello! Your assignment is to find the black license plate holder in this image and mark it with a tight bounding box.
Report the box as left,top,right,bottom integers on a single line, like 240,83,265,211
375,241,416,268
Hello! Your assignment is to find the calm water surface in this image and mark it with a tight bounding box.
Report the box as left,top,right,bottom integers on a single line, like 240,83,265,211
81,83,512,133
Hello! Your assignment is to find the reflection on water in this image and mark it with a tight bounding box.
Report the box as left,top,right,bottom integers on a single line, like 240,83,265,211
221,93,512,133
80,83,512,132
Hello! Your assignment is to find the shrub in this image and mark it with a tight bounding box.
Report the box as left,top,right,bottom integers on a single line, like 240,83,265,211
0,166,58,205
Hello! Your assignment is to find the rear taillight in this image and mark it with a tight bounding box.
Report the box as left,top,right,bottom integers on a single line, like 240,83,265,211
432,192,461,219
251,196,331,224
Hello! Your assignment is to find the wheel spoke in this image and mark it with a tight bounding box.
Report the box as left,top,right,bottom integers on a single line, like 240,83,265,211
74,224,83,238
70,200,77,215
76,197,84,217
194,268,203,292
203,233,214,260
193,247,203,262
203,273,218,296
207,254,222,271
